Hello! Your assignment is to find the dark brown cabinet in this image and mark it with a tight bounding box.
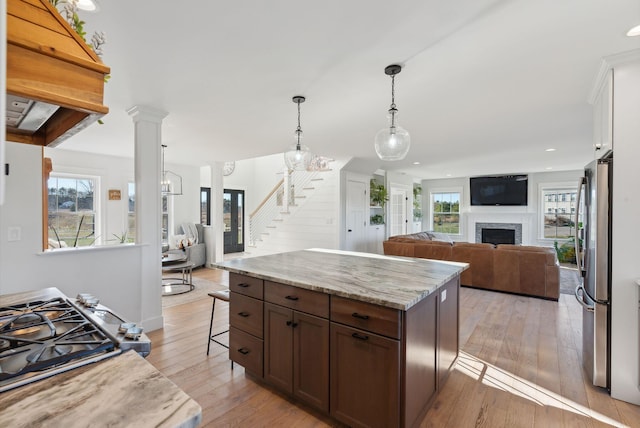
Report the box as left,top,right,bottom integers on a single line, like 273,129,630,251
330,323,400,428
264,283,330,412
229,273,264,378
227,271,460,428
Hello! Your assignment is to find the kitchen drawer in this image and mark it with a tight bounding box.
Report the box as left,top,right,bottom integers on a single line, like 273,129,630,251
265,281,329,318
330,296,401,339
229,326,263,377
230,273,264,299
230,292,263,338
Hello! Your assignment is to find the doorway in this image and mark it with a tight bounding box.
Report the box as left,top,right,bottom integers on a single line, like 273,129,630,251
389,186,409,237
345,179,367,252
224,189,245,253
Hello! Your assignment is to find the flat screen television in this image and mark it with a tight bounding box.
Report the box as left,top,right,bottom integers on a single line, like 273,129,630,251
470,175,528,206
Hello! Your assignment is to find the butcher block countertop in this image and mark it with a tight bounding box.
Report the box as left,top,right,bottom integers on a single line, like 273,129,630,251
0,351,201,428
215,248,468,310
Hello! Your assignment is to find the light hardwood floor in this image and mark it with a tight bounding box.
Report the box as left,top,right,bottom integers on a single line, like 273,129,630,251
147,268,640,427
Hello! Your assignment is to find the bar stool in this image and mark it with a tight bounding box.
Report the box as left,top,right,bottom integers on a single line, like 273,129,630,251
207,290,232,367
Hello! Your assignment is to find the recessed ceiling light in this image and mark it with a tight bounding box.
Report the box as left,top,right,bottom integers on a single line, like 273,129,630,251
413,161,420,165
545,167,553,170
627,24,640,37
545,148,556,152
445,174,452,177
76,0,100,12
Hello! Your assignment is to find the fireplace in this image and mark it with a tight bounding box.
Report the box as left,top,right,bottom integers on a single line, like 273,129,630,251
482,228,515,245
475,222,522,245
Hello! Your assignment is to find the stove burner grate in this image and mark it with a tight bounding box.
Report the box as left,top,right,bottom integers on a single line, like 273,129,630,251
0,297,117,387
27,344,73,362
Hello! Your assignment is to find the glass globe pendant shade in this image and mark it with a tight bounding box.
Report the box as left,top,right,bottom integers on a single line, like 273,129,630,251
375,123,410,161
284,143,313,171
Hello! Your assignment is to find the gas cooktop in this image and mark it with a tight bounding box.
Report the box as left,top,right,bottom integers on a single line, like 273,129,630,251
0,288,150,393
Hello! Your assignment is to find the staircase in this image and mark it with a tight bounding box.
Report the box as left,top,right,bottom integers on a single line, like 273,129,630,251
247,167,338,256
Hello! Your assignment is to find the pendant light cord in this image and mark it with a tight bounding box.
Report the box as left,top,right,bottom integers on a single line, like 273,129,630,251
296,100,302,150
389,74,397,129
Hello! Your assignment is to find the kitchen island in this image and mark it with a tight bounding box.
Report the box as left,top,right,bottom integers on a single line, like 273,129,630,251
215,248,468,428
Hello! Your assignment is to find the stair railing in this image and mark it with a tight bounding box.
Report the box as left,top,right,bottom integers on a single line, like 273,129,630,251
249,169,322,246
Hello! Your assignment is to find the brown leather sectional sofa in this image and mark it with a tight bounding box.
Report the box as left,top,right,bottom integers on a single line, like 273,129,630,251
383,233,560,300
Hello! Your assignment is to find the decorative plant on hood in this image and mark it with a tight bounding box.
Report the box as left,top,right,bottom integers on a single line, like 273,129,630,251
48,0,107,58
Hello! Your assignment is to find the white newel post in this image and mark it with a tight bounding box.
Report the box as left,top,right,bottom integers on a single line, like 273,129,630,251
127,105,167,332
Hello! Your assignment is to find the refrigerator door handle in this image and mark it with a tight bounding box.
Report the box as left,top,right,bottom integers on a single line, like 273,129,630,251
575,284,594,312
574,177,585,275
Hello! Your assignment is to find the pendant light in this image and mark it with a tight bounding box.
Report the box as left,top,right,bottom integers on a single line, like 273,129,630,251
161,144,182,195
374,64,410,161
284,96,313,171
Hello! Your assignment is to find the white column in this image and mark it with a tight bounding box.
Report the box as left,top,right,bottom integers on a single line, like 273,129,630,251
127,105,167,332
209,161,224,264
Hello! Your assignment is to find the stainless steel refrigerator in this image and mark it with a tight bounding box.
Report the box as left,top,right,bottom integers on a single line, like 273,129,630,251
574,150,612,390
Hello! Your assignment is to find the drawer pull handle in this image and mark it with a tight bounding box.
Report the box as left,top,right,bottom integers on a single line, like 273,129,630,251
352,333,369,341
237,283,250,288
285,295,299,301
352,312,369,320
238,311,250,317
238,348,250,355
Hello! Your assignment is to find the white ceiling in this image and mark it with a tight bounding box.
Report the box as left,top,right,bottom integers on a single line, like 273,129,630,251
59,0,640,179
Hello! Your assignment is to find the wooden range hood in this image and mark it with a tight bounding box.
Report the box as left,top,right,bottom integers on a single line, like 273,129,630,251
6,0,110,147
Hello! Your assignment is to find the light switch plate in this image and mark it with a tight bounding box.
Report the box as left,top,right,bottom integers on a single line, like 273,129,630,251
441,289,447,302
8,226,21,242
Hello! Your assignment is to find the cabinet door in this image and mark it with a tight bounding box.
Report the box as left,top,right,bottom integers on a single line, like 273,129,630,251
264,302,293,392
330,323,400,428
293,312,329,412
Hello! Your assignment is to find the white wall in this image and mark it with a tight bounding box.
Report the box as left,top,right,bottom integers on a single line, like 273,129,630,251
0,143,205,327
223,153,285,214
422,170,582,246
45,148,201,241
0,143,144,323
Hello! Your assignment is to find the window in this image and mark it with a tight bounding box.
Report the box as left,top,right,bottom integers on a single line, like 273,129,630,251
48,175,98,247
127,182,136,242
128,183,169,244
541,187,577,239
431,191,460,234
200,187,211,225
162,194,169,244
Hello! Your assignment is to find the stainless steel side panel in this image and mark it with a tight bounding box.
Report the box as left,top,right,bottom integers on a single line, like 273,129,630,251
583,158,610,302
594,160,610,302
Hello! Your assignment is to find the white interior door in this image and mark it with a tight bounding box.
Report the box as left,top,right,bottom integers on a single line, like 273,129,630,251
390,186,409,237
345,180,367,252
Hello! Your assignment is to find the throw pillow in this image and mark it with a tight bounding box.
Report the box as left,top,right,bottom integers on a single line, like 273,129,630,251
430,232,454,243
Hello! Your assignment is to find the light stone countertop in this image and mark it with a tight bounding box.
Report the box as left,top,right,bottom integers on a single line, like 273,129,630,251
215,248,469,310
0,351,202,428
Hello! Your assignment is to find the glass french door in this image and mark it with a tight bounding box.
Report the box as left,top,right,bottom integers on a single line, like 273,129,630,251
223,189,244,254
